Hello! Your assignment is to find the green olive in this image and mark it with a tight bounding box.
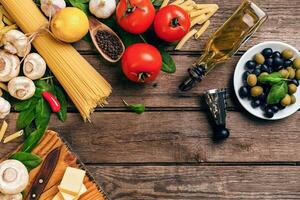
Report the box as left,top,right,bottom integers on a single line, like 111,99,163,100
288,84,297,94
279,69,289,78
282,49,294,59
293,57,300,69
296,69,300,80
247,74,257,87
287,67,296,79
250,86,263,97
260,72,269,76
291,95,296,105
281,94,292,106
254,53,265,64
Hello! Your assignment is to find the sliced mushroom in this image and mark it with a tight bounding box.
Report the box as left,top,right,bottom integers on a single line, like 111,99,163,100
0,97,10,119
0,160,29,195
8,77,35,100
23,53,46,80
0,193,22,200
0,51,20,82
3,30,31,57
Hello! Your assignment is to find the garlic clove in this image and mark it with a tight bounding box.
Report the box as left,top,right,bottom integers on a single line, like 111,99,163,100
0,160,29,195
3,30,31,58
8,76,35,100
0,51,20,82
89,0,116,19
0,97,11,119
41,0,66,17
23,53,46,80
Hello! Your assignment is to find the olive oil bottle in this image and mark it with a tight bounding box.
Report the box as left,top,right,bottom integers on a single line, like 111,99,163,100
179,0,268,91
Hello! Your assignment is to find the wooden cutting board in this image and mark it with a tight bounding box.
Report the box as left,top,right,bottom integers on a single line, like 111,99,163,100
2,130,110,200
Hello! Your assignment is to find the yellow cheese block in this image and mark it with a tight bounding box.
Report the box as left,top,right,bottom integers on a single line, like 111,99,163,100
59,184,87,200
58,167,86,196
52,193,64,200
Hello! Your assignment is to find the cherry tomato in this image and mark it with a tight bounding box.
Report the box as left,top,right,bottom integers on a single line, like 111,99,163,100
116,0,155,34
154,5,190,42
122,43,162,83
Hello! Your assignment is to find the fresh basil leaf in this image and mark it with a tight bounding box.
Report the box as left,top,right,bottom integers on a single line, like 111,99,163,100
55,86,68,122
24,123,36,139
152,0,164,7
159,48,176,73
267,81,288,104
15,98,34,111
10,152,42,171
122,100,145,114
34,88,43,98
16,102,36,129
35,80,54,93
35,98,51,129
22,127,47,153
68,0,89,15
258,72,284,85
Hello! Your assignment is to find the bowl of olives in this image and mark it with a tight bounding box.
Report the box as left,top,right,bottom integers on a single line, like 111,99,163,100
234,41,300,120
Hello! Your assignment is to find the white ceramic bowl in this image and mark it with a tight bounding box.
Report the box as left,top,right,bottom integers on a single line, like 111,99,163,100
233,41,300,120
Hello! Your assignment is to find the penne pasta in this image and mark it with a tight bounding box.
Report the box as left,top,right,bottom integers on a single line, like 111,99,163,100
3,130,23,144
171,0,184,5
0,120,7,142
195,20,210,39
175,29,197,50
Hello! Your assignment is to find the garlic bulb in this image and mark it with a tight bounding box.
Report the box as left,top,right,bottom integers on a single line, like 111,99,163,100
0,97,11,119
0,193,22,200
23,53,46,80
3,30,31,57
89,0,116,19
0,160,29,195
8,77,35,100
41,0,66,17
0,51,20,82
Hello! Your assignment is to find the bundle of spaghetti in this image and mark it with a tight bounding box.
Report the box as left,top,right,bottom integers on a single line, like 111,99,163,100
0,0,112,121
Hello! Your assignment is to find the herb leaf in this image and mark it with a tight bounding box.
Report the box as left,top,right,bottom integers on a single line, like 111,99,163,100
16,102,37,129
267,81,288,104
22,126,47,153
258,72,284,85
66,0,90,15
122,100,145,114
35,98,51,129
55,86,68,122
15,98,34,111
159,48,176,73
152,0,163,7
10,152,42,171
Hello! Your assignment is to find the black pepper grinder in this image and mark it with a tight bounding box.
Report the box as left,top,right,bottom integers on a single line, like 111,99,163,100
203,88,230,140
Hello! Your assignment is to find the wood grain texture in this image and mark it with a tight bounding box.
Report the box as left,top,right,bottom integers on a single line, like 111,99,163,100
1,111,300,163
88,165,300,199
74,0,300,52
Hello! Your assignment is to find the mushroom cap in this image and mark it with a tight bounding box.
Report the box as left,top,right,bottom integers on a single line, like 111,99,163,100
0,160,29,195
0,97,11,119
3,30,31,57
0,193,22,200
23,53,46,80
8,76,35,100
0,51,20,82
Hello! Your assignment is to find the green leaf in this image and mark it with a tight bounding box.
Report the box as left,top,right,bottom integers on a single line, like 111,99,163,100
152,0,164,7
258,72,284,85
35,80,54,93
34,88,43,98
159,48,176,73
267,81,288,105
10,152,42,171
122,100,145,114
16,101,37,129
35,98,51,129
24,123,36,139
15,98,34,111
22,127,47,153
67,0,90,15
55,86,68,122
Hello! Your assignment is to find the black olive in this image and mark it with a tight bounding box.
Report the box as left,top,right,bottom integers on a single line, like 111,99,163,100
242,71,250,83
273,57,284,70
239,86,249,98
290,79,299,86
251,99,261,108
262,48,273,58
271,105,279,113
245,60,256,70
265,108,274,118
263,85,271,94
214,126,230,140
277,104,286,110
260,92,267,102
283,59,293,68
272,51,282,58
253,68,261,76
260,64,270,73
260,102,268,110
265,57,273,68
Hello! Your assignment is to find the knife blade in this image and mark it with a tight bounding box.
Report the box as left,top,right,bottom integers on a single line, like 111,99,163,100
25,146,62,200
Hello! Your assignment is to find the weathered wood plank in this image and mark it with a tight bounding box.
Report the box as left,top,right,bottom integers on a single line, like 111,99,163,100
1,111,300,163
74,0,300,52
88,165,300,200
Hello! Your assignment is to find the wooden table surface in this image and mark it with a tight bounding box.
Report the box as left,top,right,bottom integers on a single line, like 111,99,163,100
2,0,300,199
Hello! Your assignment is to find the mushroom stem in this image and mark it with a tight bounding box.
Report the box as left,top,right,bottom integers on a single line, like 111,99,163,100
3,168,17,182
0,59,5,72
16,89,26,98
24,61,34,73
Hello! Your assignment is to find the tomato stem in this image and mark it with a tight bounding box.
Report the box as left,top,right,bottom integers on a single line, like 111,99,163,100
138,72,151,82
124,0,145,17
170,17,187,32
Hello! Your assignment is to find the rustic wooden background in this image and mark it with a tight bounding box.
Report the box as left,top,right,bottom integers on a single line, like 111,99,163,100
2,0,300,199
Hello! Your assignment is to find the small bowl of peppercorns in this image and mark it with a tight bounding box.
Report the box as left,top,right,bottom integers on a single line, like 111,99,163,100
233,41,300,120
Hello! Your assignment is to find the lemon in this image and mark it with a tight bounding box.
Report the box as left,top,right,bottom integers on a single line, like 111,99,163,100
51,7,89,43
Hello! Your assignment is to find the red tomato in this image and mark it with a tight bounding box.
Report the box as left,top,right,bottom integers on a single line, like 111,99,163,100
116,0,155,34
154,5,190,42
122,43,162,83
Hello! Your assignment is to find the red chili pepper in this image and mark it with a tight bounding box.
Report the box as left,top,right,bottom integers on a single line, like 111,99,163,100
41,91,61,113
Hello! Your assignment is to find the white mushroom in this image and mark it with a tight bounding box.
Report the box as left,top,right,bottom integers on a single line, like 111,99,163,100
8,77,35,100
0,193,22,200
0,51,20,82
3,30,31,57
0,160,29,195
0,97,10,119
41,0,66,17
23,53,46,80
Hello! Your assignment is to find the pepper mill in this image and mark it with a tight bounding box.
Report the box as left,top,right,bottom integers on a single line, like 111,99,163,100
203,88,230,140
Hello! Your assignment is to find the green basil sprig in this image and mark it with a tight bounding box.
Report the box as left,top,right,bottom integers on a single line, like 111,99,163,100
122,99,145,114
10,152,42,171
267,81,288,105
258,72,285,84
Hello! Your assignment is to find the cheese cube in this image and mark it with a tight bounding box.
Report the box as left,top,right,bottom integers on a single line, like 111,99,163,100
52,193,64,200
58,167,86,196
59,184,87,200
